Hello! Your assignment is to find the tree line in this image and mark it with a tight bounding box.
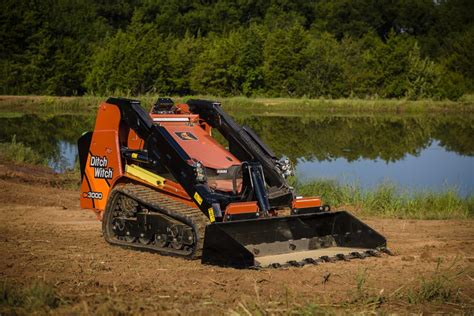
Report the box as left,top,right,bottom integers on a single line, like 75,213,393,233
1,0,473,99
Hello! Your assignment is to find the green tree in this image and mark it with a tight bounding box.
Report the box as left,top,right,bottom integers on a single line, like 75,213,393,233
95,0,142,29
85,22,169,95
263,24,308,96
190,33,242,96
1,0,472,97
295,32,346,97
190,25,265,96
405,43,441,99
439,26,474,91
166,34,204,95
0,0,109,95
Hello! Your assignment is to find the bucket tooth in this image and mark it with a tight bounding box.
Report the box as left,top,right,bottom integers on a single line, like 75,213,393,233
350,251,366,259
320,255,333,263
287,260,304,267
365,250,380,257
378,247,393,256
335,253,349,261
303,258,318,265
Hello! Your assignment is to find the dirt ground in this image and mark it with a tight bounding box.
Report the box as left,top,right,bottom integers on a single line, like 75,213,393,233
0,164,473,315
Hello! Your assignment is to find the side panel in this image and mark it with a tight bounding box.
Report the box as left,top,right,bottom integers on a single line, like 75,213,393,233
80,103,123,215
127,129,143,150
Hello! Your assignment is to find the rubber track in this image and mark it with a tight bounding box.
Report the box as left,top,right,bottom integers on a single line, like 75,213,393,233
106,183,209,259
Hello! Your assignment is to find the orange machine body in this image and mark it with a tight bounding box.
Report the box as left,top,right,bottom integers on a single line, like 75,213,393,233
80,102,123,216
80,100,322,219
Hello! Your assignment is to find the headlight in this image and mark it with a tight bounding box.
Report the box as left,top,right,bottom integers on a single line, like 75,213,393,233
194,160,207,182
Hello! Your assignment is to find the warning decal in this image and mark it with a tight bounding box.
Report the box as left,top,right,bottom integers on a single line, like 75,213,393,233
175,131,198,141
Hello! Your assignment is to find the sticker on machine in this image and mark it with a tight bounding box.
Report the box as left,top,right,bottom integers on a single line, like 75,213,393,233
90,155,113,179
82,191,103,200
175,131,198,141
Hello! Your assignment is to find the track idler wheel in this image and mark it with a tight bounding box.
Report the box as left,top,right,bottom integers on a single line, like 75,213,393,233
154,234,168,248
169,225,184,250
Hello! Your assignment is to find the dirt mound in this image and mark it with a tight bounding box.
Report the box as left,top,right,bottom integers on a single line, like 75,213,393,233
0,163,78,208
0,163,79,188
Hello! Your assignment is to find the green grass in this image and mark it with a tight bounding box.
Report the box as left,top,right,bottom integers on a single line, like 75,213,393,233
0,112,25,118
0,95,101,114
406,259,464,304
293,178,473,220
1,94,473,115
0,136,46,165
346,268,386,310
229,298,335,316
222,95,474,114
1,280,63,314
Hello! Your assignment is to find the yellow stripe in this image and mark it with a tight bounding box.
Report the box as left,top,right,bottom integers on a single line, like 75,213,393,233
125,164,165,186
131,153,138,159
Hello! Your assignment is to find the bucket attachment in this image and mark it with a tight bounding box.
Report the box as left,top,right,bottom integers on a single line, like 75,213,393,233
201,211,386,268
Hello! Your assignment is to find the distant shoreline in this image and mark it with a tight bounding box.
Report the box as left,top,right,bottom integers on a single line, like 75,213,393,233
1,95,474,115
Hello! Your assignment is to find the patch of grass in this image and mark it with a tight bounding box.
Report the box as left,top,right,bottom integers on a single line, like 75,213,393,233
94,297,131,316
1,95,473,115
0,95,102,115
406,259,463,304
1,280,62,313
293,178,473,219
355,268,368,294
0,135,46,165
223,96,474,114
348,268,386,310
229,300,334,316
228,283,332,315
0,282,21,308
293,303,334,316
459,93,474,103
0,112,24,118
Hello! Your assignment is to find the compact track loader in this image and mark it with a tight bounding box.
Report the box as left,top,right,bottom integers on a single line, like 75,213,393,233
79,98,387,268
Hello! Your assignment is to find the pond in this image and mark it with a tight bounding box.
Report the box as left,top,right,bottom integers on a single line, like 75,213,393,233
0,112,473,195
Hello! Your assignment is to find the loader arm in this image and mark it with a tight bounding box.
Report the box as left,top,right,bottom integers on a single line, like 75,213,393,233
186,99,294,207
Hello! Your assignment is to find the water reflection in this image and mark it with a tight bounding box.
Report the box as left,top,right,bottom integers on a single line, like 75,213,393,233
0,113,472,193
0,114,95,172
237,115,474,162
48,140,78,172
297,140,474,195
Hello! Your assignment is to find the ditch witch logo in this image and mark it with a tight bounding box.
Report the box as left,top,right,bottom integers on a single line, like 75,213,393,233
90,155,113,179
